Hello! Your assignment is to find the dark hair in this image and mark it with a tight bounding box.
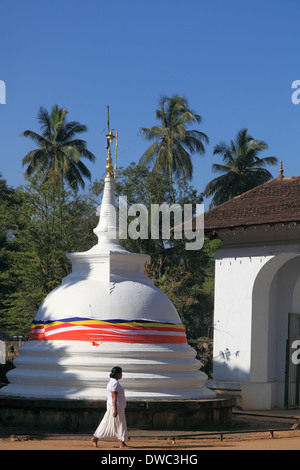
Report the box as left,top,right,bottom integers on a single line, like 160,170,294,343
110,366,122,378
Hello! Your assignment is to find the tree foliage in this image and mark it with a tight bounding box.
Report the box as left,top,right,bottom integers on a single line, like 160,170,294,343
21,105,96,192
0,175,19,336
138,94,209,197
204,128,278,208
1,171,98,336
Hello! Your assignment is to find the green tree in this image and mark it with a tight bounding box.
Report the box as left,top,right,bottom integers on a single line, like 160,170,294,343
153,238,220,340
0,175,19,336
1,172,98,337
204,128,278,208
138,94,209,196
21,105,96,192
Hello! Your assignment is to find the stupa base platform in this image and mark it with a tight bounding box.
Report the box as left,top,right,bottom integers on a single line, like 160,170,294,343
0,396,236,433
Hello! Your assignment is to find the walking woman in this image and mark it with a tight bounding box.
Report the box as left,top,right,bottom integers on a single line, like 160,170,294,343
91,367,129,449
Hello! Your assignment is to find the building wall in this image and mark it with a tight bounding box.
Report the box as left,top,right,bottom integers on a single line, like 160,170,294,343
213,246,274,382
212,243,300,409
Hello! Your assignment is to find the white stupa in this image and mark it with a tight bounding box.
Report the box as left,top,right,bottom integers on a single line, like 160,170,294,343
0,129,215,401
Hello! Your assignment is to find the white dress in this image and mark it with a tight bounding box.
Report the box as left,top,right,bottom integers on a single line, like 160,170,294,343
93,378,128,442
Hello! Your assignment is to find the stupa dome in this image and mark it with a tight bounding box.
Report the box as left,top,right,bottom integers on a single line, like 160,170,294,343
37,278,181,326
0,137,215,401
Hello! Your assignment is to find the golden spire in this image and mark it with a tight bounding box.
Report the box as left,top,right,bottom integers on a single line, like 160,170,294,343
279,160,284,180
105,132,114,177
105,106,114,177
105,106,118,178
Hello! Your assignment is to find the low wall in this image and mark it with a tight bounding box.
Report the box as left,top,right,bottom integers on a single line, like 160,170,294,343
0,396,236,433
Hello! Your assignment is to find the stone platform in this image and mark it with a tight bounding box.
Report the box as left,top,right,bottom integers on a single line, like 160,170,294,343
0,396,236,433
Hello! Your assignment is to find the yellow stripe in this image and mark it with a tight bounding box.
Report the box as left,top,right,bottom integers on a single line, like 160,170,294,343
32,320,185,330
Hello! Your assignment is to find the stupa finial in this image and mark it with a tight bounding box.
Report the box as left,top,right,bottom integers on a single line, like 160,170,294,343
105,106,114,178
279,160,284,180
105,106,118,179
90,107,125,252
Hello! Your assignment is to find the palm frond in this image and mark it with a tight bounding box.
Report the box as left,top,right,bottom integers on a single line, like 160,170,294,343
21,130,50,149
207,128,278,207
37,106,53,140
21,105,95,192
138,126,164,141
139,141,160,167
138,94,208,185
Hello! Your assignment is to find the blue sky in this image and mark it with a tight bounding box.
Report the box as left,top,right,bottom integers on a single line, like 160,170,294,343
1,0,300,208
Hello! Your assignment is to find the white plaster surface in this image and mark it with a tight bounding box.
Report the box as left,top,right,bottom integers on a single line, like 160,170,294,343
212,243,300,409
0,177,215,400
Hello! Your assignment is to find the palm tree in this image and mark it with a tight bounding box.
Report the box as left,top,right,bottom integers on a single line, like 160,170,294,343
138,95,209,187
21,105,96,191
204,128,278,208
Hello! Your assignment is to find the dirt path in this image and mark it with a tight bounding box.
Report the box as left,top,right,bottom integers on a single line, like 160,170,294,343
1,430,300,450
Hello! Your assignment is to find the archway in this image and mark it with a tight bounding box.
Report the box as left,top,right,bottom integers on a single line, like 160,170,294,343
251,252,300,407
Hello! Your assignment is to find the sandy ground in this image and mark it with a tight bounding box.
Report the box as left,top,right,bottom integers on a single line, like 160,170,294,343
1,430,300,451
2,414,300,452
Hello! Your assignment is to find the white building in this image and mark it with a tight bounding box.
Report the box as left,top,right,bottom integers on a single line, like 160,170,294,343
204,168,300,409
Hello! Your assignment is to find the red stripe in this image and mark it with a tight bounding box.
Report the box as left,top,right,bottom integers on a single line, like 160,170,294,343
29,332,45,341
29,330,187,344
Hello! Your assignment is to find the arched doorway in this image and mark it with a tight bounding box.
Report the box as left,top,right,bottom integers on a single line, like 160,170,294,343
251,253,300,408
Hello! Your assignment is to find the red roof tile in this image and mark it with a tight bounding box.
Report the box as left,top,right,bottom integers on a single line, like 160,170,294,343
203,176,300,232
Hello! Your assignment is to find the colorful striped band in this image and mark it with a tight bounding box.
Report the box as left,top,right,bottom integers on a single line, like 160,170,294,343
28,317,187,344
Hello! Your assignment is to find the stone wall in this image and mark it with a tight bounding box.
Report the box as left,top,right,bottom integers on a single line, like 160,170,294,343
0,396,235,432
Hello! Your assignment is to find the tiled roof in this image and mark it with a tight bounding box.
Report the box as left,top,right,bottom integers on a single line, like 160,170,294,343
203,176,300,232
